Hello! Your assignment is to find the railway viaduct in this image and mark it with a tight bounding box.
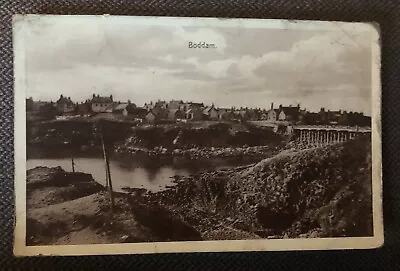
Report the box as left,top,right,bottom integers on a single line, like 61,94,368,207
292,125,371,145
250,121,371,145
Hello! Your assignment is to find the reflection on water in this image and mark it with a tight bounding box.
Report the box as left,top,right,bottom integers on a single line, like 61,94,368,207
26,155,254,192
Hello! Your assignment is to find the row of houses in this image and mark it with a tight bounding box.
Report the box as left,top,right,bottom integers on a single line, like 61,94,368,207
26,94,371,126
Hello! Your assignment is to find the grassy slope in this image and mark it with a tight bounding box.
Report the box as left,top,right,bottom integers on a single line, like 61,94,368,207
149,135,373,239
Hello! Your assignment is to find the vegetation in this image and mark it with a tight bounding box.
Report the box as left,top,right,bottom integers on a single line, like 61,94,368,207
143,135,373,239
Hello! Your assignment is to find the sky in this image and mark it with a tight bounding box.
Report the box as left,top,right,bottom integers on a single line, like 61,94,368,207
22,17,374,115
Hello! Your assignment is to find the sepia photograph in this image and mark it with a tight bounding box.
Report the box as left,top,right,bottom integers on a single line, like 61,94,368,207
13,15,383,256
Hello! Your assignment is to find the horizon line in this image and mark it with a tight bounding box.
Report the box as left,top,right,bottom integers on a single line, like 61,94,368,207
26,95,371,117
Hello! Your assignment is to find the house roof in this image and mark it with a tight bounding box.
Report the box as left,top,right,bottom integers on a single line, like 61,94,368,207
280,106,300,117
202,106,214,114
186,102,204,107
151,106,168,115
155,101,167,107
92,96,113,103
57,96,74,105
113,103,129,111
169,100,183,107
146,111,155,116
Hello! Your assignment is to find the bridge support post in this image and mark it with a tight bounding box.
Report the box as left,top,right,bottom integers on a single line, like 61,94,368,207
315,131,318,145
311,131,314,145
325,130,328,145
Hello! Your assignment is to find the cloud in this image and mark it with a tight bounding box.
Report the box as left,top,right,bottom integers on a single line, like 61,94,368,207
23,18,373,115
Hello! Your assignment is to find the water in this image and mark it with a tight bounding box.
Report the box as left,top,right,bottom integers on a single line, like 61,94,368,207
27,156,251,193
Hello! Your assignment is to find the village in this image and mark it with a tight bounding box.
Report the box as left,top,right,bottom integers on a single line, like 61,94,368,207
26,93,371,127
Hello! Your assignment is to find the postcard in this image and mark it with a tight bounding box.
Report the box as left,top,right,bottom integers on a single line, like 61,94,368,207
13,15,383,256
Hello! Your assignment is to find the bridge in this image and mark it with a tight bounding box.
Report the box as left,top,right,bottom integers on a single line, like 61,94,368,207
249,121,371,145
293,125,371,145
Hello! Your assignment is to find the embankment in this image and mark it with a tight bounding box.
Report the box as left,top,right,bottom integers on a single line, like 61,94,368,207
26,166,202,245
26,135,372,243
140,135,373,239
27,119,285,160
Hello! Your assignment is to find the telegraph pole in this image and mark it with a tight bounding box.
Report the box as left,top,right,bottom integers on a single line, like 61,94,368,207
100,123,115,213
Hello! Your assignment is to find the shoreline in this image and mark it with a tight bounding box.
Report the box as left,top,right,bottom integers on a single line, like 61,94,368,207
26,135,373,246
27,142,285,161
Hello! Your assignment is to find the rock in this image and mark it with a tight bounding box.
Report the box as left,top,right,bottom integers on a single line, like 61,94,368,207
120,235,129,242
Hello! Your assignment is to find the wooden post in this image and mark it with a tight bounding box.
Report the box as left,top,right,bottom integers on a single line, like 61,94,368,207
71,155,75,173
100,130,115,213
101,133,109,188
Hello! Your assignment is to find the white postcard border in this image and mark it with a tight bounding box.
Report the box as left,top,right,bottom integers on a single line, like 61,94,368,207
13,15,383,256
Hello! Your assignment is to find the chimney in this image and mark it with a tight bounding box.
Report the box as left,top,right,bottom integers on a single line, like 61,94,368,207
279,104,282,110
110,95,113,101
93,94,95,98
60,94,63,98
270,102,273,110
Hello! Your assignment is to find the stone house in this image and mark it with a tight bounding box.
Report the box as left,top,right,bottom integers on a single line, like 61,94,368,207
168,100,184,110
129,107,148,119
77,102,91,116
38,102,58,119
267,103,301,122
154,100,168,109
90,94,113,113
244,109,260,121
220,110,236,121
185,102,204,112
151,106,169,119
167,109,185,120
279,105,301,122
186,108,203,121
202,106,219,120
56,95,75,113
259,110,268,120
145,111,156,123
